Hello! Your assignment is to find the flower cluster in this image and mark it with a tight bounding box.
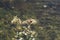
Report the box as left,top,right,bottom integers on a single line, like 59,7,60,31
11,16,38,40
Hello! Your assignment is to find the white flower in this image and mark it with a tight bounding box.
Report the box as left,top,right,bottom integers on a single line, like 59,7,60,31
31,31,36,35
15,35,18,38
19,32,22,35
22,18,37,25
31,35,34,37
30,31,36,37
19,38,24,40
11,16,22,24
43,5,47,8
24,33,27,35
32,38,35,40
12,6,14,9
12,38,15,40
22,31,25,34
27,18,37,24
22,20,28,24
22,31,27,35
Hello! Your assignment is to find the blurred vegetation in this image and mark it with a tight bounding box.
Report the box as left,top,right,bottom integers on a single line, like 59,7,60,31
0,0,60,40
